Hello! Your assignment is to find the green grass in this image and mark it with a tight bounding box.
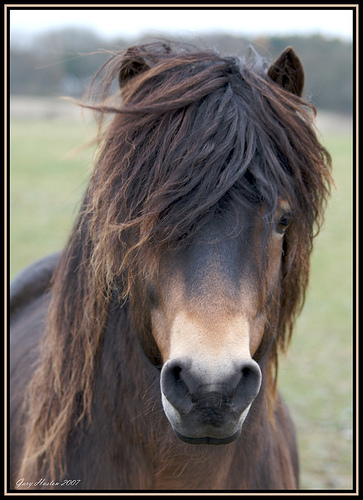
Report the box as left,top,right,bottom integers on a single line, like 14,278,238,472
9,117,354,490
278,133,353,490
10,119,95,278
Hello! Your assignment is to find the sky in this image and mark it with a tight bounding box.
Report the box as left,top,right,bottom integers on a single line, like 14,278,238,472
9,7,354,44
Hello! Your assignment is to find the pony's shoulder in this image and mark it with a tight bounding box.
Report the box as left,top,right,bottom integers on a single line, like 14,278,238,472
10,252,61,317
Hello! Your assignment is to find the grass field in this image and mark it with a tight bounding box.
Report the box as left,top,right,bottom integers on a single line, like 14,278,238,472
278,132,354,490
9,105,354,491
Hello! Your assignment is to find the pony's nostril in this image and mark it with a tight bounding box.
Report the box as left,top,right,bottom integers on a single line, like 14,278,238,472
232,361,262,410
171,366,189,397
172,365,182,382
161,361,191,410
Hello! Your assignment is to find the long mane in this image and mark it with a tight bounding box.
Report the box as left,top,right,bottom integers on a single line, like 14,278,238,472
20,41,332,478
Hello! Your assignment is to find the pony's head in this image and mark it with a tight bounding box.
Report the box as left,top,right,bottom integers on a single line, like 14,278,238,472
78,42,331,443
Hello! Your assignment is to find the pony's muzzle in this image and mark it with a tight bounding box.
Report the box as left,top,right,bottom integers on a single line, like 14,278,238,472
160,358,262,444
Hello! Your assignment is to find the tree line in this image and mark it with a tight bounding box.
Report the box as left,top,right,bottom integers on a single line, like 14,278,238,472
10,28,352,114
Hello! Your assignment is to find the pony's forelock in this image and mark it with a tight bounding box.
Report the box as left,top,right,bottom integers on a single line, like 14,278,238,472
84,42,331,301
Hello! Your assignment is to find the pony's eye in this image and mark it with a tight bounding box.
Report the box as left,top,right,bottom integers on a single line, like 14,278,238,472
147,284,159,308
276,212,292,234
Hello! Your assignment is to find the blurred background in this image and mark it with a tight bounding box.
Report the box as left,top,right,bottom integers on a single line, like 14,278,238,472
9,6,355,492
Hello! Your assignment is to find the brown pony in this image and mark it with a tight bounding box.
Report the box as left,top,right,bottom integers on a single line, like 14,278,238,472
10,41,332,491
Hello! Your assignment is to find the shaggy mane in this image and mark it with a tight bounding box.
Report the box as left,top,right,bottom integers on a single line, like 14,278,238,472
19,40,332,479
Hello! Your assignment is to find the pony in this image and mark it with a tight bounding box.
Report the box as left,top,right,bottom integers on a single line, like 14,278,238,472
10,40,332,491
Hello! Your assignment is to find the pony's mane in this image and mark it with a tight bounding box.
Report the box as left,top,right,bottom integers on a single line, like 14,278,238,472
20,40,332,479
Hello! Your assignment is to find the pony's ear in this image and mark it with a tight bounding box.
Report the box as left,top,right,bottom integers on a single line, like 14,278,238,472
268,47,304,97
118,47,152,89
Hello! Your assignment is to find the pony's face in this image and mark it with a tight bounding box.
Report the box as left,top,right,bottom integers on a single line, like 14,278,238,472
108,43,330,445
147,200,291,444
